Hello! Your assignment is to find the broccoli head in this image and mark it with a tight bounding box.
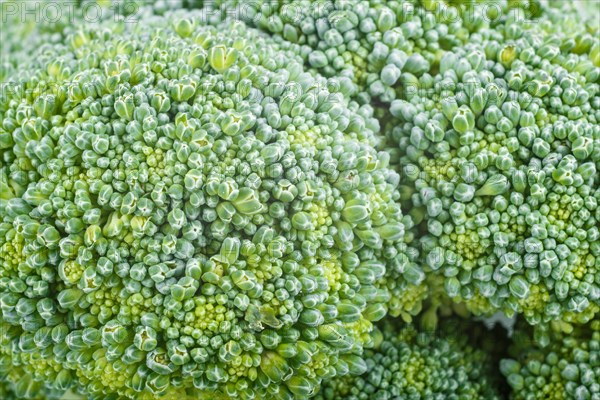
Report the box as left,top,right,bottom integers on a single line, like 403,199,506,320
316,317,508,400
502,319,600,399
0,11,423,400
391,1,600,324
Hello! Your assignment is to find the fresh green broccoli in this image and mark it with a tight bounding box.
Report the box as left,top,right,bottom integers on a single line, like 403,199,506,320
501,319,600,400
389,1,600,325
2,0,600,399
178,0,600,326
0,9,426,399
0,317,73,400
316,317,508,400
198,0,544,103
0,0,189,81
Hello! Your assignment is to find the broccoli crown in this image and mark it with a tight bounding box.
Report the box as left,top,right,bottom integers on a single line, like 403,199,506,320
0,0,198,81
390,2,600,324
316,318,506,400
186,0,600,326
0,11,425,399
198,0,545,104
501,319,600,400
0,316,80,400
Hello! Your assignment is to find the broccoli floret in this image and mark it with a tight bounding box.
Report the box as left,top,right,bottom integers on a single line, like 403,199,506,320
171,0,600,326
0,10,425,399
389,2,600,325
501,319,600,400
2,1,600,398
0,0,187,81
317,317,508,400
197,0,545,105
0,317,73,400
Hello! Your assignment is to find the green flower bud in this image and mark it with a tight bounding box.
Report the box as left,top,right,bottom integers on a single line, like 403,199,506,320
424,121,445,142
476,175,509,196
260,351,292,382
342,354,368,375
299,309,324,327
171,277,199,301
286,376,315,398
146,372,171,393
571,136,593,160
453,183,475,202
441,97,459,121
174,18,196,38
292,211,312,231
375,222,404,241
452,106,475,134
209,45,238,73
102,320,128,344
308,50,328,68
170,79,196,102
147,348,176,375
115,95,134,120
57,288,83,309
233,187,263,215
509,276,530,299
498,44,518,67
337,301,362,323
363,303,387,321
445,277,461,297
232,270,257,291
381,64,401,86
342,199,370,224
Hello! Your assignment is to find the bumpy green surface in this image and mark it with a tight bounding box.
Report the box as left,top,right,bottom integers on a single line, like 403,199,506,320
0,317,74,400
502,319,600,400
1,0,193,81
316,318,507,400
2,1,600,399
391,3,600,324
0,11,426,399
187,0,600,326
199,0,544,103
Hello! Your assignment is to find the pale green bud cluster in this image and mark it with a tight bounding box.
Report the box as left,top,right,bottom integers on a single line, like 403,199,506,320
502,320,600,400
0,11,421,400
390,2,600,324
316,317,506,400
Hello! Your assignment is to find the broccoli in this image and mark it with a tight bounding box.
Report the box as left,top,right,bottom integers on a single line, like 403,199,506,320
0,0,186,81
0,9,427,399
171,0,600,326
389,1,600,325
9,0,534,125
2,0,600,399
197,0,545,104
316,317,508,400
501,319,600,399
0,316,77,399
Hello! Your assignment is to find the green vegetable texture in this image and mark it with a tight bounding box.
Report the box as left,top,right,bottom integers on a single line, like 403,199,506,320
0,8,423,400
197,0,544,102
392,2,600,325
501,319,600,399
0,0,599,399
316,317,508,400
180,0,600,325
